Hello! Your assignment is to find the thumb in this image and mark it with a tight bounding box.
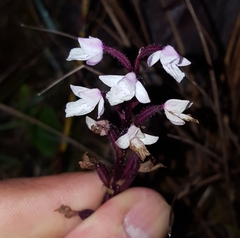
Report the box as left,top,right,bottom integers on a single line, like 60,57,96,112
66,187,170,238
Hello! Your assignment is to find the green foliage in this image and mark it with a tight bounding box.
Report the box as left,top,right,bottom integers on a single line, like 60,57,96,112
30,107,61,158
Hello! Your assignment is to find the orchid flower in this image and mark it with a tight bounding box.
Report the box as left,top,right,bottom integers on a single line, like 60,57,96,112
99,72,150,106
115,125,159,161
65,85,104,119
85,116,110,136
147,45,191,83
66,36,103,66
164,99,199,125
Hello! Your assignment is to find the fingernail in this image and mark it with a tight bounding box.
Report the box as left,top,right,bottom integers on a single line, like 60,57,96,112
123,195,170,238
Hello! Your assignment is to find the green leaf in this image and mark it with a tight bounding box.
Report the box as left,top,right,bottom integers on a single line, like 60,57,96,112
30,107,61,158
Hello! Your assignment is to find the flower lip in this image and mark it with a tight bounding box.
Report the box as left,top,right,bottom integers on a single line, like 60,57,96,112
99,72,150,106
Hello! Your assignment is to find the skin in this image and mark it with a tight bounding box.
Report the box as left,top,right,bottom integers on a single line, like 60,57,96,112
0,172,170,238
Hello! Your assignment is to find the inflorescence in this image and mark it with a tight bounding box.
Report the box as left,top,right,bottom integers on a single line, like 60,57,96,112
62,36,198,219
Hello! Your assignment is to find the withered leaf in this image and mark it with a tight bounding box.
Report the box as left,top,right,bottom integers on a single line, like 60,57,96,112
138,160,166,173
79,152,96,170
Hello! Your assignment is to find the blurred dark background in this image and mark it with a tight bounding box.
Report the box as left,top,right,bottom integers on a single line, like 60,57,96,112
0,0,240,237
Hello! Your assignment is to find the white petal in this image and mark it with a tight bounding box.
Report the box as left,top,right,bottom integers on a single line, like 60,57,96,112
140,134,159,145
66,48,89,61
159,45,180,64
86,52,103,66
115,133,130,149
177,57,191,66
164,110,185,125
164,99,192,113
70,85,89,97
97,97,105,119
135,81,150,104
124,72,137,84
99,75,123,87
80,88,102,107
147,51,161,67
85,116,96,130
162,64,185,83
106,81,134,106
65,99,94,117
78,37,103,55
127,125,141,140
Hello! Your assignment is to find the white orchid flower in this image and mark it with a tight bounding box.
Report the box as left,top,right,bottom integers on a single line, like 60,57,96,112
99,72,150,106
66,36,103,66
147,45,191,83
164,99,199,125
65,85,104,119
115,125,159,161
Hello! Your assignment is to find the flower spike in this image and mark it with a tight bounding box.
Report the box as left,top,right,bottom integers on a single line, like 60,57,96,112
164,99,199,125
147,45,191,83
65,85,104,119
66,36,103,66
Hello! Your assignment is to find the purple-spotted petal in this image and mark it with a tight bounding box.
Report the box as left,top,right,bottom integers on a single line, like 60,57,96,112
106,78,135,106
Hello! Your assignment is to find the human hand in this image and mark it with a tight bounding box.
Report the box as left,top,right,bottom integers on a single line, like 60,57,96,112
0,172,170,238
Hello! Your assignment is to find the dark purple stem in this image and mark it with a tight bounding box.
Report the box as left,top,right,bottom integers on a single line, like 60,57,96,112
119,153,140,193
112,150,126,182
125,98,139,122
108,126,123,160
134,45,163,73
113,104,126,121
134,104,164,126
95,161,110,187
103,45,133,72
